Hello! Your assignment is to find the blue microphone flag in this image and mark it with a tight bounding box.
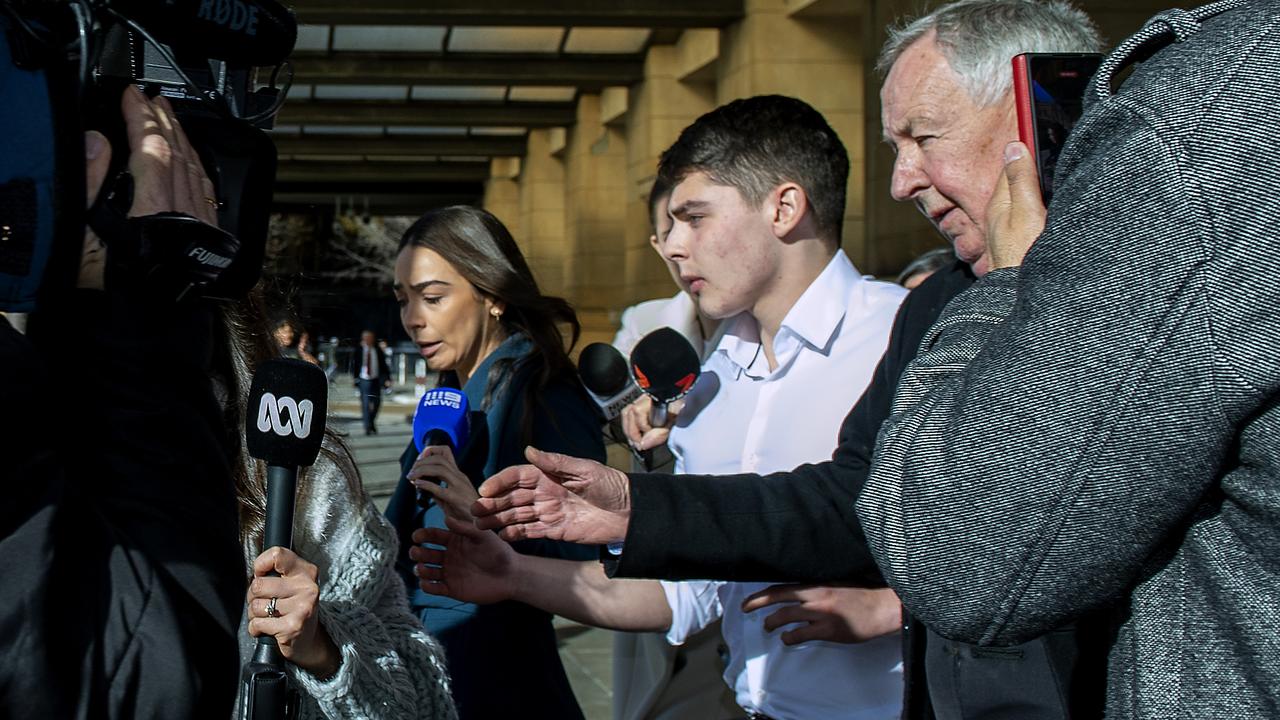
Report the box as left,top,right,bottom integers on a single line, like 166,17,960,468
413,388,471,453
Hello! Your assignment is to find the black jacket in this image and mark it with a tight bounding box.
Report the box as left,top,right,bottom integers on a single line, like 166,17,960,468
0,290,244,719
350,342,391,382
606,261,1105,719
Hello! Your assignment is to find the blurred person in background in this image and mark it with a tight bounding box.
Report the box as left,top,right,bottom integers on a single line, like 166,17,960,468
350,328,391,435
895,247,954,290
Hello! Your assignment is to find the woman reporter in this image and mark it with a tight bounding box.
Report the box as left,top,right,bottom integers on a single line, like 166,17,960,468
222,295,457,720
384,206,605,720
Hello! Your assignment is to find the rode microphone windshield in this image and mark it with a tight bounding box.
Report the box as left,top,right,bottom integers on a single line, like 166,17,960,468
630,328,701,428
413,388,471,453
107,0,299,67
578,342,644,421
246,358,327,468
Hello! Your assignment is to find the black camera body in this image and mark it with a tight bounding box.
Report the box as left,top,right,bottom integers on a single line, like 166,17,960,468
0,0,295,310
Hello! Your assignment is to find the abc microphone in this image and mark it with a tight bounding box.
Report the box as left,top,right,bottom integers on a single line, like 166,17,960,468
412,388,471,506
578,342,645,422
240,358,327,720
630,327,701,428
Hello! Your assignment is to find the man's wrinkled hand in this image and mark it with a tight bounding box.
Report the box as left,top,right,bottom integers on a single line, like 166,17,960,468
983,141,1047,271
472,446,631,545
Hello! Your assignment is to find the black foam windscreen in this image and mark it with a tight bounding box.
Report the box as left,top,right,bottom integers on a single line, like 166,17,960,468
108,0,298,67
246,358,327,467
578,342,631,397
629,327,701,404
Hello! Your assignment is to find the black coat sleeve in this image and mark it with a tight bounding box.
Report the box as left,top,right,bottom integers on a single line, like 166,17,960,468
605,262,972,584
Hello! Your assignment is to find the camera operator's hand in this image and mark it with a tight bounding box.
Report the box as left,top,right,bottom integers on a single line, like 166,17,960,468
123,87,218,224
78,87,219,289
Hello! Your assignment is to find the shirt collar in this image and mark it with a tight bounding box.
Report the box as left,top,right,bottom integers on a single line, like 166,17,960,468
715,252,865,374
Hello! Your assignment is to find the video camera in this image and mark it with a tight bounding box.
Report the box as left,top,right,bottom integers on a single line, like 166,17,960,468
0,0,297,312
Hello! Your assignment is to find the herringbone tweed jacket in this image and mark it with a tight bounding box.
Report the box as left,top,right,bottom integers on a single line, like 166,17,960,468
859,1,1280,717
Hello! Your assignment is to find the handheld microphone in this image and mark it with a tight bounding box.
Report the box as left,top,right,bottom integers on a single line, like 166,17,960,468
413,388,471,454
411,388,471,508
240,358,327,720
578,343,644,422
106,0,299,67
630,327,701,428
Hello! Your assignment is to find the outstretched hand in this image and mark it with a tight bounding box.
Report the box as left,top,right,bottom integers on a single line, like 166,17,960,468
472,446,632,545
411,516,518,605
740,584,902,646
983,141,1047,271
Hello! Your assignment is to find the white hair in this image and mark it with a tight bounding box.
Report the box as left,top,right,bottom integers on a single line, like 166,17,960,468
878,0,1105,106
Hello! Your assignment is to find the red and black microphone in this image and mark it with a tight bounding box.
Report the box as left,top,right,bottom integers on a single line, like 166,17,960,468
629,327,701,428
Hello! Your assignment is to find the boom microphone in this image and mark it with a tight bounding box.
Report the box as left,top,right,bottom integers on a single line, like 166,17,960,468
578,342,644,422
107,0,299,67
630,327,701,427
240,358,327,720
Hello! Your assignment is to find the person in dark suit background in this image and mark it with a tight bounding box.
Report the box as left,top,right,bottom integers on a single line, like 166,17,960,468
351,328,391,435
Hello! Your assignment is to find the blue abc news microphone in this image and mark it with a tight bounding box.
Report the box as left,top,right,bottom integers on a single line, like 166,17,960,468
412,388,471,507
240,358,327,720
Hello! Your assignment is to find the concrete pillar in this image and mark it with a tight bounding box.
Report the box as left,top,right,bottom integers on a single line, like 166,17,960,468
482,157,523,242
716,0,870,269
516,128,568,294
563,93,628,345
623,41,716,308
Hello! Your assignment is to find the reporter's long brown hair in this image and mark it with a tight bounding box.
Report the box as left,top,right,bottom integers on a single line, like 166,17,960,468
398,205,582,445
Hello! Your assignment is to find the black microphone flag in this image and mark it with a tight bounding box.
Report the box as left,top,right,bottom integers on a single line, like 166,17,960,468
108,0,299,67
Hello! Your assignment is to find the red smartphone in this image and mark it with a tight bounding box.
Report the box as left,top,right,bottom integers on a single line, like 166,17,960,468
1011,53,1102,203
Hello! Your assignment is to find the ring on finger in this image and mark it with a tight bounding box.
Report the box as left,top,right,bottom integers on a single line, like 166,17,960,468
265,596,280,618
203,196,220,209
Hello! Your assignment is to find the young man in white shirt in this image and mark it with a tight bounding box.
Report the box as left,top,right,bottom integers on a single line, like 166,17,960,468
413,95,907,719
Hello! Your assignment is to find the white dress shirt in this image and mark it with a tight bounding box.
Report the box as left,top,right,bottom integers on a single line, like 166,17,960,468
662,252,907,720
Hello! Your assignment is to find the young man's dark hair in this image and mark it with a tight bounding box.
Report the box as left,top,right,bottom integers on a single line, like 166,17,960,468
656,95,849,244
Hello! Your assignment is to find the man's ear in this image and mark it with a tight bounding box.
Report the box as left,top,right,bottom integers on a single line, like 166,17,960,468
771,183,808,239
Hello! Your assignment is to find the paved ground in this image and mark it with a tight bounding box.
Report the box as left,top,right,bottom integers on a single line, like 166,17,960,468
335,386,616,719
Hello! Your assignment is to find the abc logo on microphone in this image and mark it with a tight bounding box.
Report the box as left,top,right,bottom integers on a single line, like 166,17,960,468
256,392,314,439
247,359,327,467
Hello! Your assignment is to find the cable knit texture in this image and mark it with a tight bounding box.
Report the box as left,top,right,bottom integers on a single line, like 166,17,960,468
236,440,458,720
860,2,1280,718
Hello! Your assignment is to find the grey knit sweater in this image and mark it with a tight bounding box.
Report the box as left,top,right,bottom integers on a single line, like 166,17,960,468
859,1,1280,718
235,441,458,720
